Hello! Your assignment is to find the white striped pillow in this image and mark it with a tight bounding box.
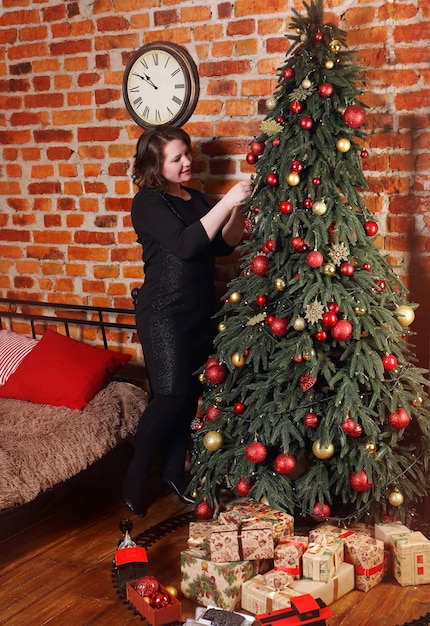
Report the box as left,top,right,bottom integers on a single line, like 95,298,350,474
0,329,38,385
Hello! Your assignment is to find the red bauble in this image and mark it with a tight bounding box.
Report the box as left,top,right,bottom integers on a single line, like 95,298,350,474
311,502,331,520
289,100,303,113
303,412,319,428
291,236,306,252
343,104,366,128
251,254,269,276
236,477,253,497
331,319,353,342
276,115,285,124
195,500,214,520
361,149,369,158
349,423,363,438
266,172,279,186
312,177,321,186
245,441,267,464
300,373,317,391
315,330,327,341
205,356,219,369
246,152,258,165
272,137,281,147
150,591,170,609
388,407,411,429
250,140,265,155
363,262,371,271
234,401,246,414
299,116,313,130
279,200,293,214
206,405,221,422
206,363,227,385
135,576,159,598
315,31,323,41
340,262,354,276
350,470,372,492
303,197,313,209
263,238,276,252
382,354,397,370
364,220,378,236
318,82,333,97
328,301,340,313
306,251,323,268
274,453,297,475
269,317,289,337
341,418,356,434
375,278,387,292
256,294,268,306
322,311,338,327
290,159,304,172
282,67,295,80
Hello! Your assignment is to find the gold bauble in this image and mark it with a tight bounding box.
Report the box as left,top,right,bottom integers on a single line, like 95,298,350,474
325,59,334,69
323,262,336,276
232,351,247,367
230,291,242,303
301,77,312,89
312,200,327,216
365,441,377,456
395,305,415,327
274,277,286,291
286,172,300,186
198,372,206,384
266,95,277,110
354,305,366,316
336,138,351,153
203,430,223,451
303,349,316,361
165,585,179,598
293,316,306,331
218,321,227,333
388,489,404,507
312,439,335,459
412,395,423,407
329,39,341,53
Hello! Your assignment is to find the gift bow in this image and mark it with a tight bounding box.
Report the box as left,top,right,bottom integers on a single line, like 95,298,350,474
307,536,337,554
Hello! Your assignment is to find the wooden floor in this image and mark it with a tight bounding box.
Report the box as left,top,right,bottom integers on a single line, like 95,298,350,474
0,443,429,626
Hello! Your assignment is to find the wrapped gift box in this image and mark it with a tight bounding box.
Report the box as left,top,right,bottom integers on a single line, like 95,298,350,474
189,521,220,546
302,537,344,583
219,499,294,542
274,536,309,579
343,534,384,592
180,549,258,610
289,562,355,607
391,531,430,586
308,523,353,543
262,569,295,590
374,521,411,547
210,521,274,563
241,573,301,615
126,581,182,626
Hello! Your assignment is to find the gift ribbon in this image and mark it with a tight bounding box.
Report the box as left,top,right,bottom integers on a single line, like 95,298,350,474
274,565,301,576
278,539,307,554
345,558,383,577
307,536,336,554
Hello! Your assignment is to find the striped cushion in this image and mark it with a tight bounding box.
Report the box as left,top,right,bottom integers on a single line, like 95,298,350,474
0,329,38,385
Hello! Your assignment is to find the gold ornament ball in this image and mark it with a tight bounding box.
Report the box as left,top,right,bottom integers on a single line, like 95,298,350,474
323,262,336,276
395,305,415,327
336,138,351,153
329,39,341,53
301,77,312,89
230,291,242,303
365,441,377,456
303,349,316,361
325,59,334,69
232,351,247,367
203,430,223,451
198,372,206,384
274,277,286,291
165,585,179,598
388,489,404,507
286,172,300,186
354,305,367,317
293,316,306,331
312,439,335,459
312,200,327,216
412,395,423,407
218,321,227,333
266,96,277,111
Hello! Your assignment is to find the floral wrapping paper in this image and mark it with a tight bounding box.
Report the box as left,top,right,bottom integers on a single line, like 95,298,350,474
188,521,220,547
289,562,355,606
241,574,302,615
210,522,274,563
180,549,258,610
219,499,294,543
391,531,430,586
302,537,344,583
262,569,294,590
274,536,309,579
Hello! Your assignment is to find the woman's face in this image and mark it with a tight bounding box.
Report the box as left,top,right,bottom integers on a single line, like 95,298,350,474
161,139,192,186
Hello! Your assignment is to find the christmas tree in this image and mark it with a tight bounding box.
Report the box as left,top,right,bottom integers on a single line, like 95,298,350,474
190,0,430,525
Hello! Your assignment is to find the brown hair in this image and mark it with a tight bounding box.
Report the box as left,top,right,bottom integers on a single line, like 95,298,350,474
132,126,192,192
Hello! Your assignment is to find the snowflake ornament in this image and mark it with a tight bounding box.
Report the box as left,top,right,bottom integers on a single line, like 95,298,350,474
289,83,315,102
260,120,284,136
304,299,325,324
328,242,350,266
247,312,267,326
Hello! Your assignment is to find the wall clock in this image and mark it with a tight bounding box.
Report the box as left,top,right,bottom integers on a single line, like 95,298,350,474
122,41,200,129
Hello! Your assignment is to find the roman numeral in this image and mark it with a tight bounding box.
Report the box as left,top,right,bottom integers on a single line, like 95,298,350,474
133,96,143,108
152,52,159,65
172,95,183,105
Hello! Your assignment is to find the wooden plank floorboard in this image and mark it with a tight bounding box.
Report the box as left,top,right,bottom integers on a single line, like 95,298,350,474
0,444,429,626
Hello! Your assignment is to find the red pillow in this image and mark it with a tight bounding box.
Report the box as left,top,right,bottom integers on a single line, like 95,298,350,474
0,329,131,410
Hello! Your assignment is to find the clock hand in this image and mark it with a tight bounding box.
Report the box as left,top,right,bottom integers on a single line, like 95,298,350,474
132,72,158,89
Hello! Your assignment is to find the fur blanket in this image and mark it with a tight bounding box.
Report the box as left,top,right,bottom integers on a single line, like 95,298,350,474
0,380,147,510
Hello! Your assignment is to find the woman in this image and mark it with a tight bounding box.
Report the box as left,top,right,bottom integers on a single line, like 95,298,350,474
123,126,252,515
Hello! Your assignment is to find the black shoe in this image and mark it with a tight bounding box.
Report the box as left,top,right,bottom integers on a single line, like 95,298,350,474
163,478,195,506
124,498,147,517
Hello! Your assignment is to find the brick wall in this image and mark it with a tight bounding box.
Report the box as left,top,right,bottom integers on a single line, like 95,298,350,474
0,0,429,367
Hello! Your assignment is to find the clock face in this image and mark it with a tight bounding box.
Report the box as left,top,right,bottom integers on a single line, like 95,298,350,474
123,42,199,128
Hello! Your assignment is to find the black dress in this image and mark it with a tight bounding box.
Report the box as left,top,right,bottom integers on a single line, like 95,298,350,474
131,187,233,397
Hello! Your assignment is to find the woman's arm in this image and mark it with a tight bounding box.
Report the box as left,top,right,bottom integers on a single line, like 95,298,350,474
200,180,252,242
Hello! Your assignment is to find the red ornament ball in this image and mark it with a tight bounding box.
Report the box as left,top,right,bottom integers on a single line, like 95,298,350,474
290,159,304,172
315,31,323,41
315,329,327,341
361,149,369,158
343,104,366,128
135,576,159,598
331,319,353,342
256,294,268,306
234,401,246,414
303,412,319,428
245,441,267,464
388,407,411,429
206,363,227,385
311,502,331,520
251,254,269,276
306,251,324,268
291,236,306,252
340,262,354,277
364,220,378,236
363,262,372,271
282,67,295,80
382,354,397,370
266,172,279,186
328,301,340,313
195,500,214,520
269,317,289,337
274,453,297,475
299,116,313,130
375,278,387,292
341,418,356,434
303,197,313,209
289,100,303,114
205,356,219,369
322,311,338,327
250,140,265,155
312,177,321,186
206,405,221,422
236,477,253,497
349,423,363,438
272,137,281,147
350,470,372,492
246,152,258,165
318,82,333,97
279,200,293,214
150,591,170,609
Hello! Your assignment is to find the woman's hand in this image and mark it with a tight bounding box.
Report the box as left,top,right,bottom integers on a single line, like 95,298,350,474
200,178,253,241
223,180,253,209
